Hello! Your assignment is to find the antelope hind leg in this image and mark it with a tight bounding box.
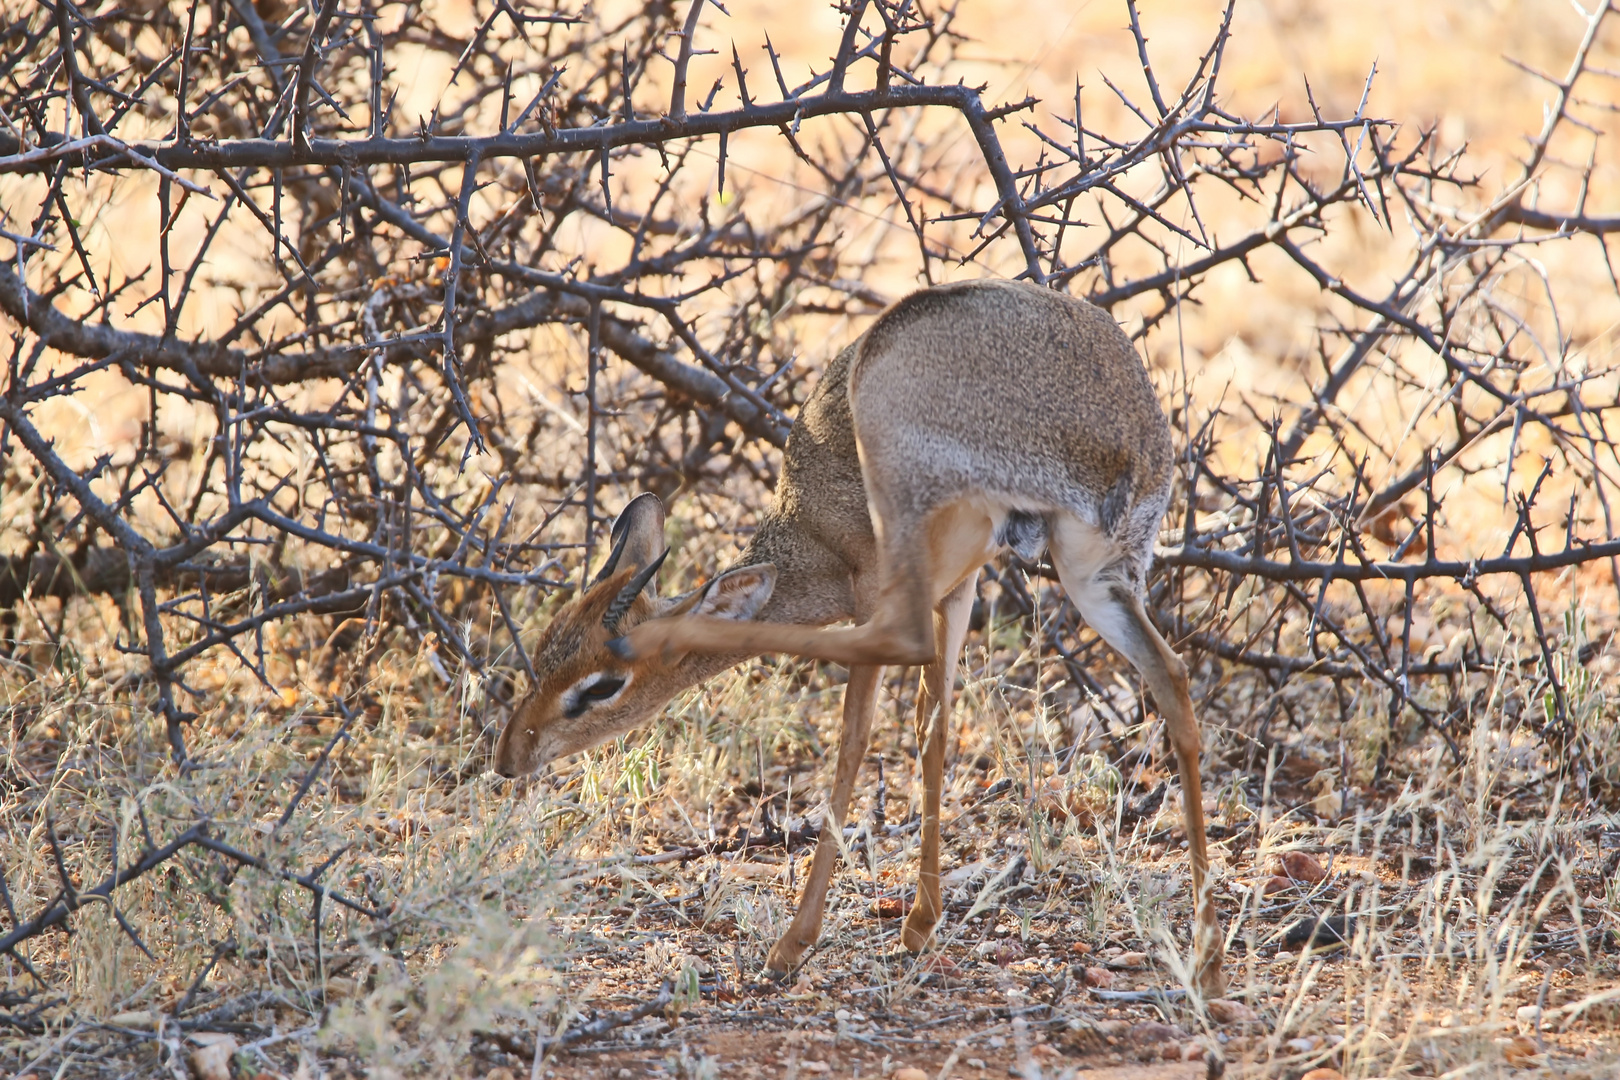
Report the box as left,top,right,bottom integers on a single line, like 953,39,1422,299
1053,562,1226,996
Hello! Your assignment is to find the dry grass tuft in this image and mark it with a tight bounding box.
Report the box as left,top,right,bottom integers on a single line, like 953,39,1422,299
3,550,1618,1076
4,0,1620,1077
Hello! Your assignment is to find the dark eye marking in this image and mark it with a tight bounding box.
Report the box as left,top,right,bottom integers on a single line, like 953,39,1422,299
581,676,626,701
564,675,627,718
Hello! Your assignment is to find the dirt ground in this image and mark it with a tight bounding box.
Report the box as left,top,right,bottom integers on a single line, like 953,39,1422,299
425,741,1620,1080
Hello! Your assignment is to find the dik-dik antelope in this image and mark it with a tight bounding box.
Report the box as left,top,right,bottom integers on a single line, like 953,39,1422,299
494,278,1225,994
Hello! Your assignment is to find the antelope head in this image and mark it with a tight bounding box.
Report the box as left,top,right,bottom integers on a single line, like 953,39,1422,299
492,494,776,777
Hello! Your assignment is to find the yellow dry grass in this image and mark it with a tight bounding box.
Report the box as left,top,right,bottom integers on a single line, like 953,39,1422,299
2,2,1620,1079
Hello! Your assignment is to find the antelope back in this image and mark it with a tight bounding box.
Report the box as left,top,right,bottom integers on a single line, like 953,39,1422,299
847,279,1173,511
492,495,776,776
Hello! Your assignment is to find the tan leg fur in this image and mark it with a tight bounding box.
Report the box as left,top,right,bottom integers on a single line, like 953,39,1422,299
901,573,976,953
765,664,884,973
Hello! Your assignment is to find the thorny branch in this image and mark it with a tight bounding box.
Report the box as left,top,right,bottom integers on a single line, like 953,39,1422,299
1,0,1619,991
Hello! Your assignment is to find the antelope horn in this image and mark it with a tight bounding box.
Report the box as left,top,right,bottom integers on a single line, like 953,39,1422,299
602,547,668,634
590,523,632,586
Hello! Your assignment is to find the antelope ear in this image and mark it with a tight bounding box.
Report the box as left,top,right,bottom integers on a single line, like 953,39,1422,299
680,565,776,621
593,493,667,595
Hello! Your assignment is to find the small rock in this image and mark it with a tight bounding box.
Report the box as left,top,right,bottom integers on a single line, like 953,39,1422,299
1128,1021,1186,1046
1283,914,1351,951
1082,965,1115,988
486,1071,517,1080
1301,1070,1345,1080
108,1010,156,1028
992,942,1025,966
1208,999,1259,1025
1515,1004,1542,1032
1037,776,1100,827
798,1062,831,1075
187,1033,238,1080
1070,940,1094,954
1181,1040,1206,1061
1274,950,1295,962
1279,850,1328,883
872,896,906,918
1503,1035,1540,1067
1261,875,1296,895
1107,950,1150,969
1285,1036,1323,1054
893,1069,930,1080
967,1058,987,1070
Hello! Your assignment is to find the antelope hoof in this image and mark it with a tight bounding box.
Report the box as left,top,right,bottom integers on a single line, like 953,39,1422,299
765,934,809,976
901,909,937,953
1193,919,1227,997
1196,950,1228,998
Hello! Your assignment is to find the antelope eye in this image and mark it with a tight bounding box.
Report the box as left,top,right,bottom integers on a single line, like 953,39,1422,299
581,676,626,701
563,674,629,718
